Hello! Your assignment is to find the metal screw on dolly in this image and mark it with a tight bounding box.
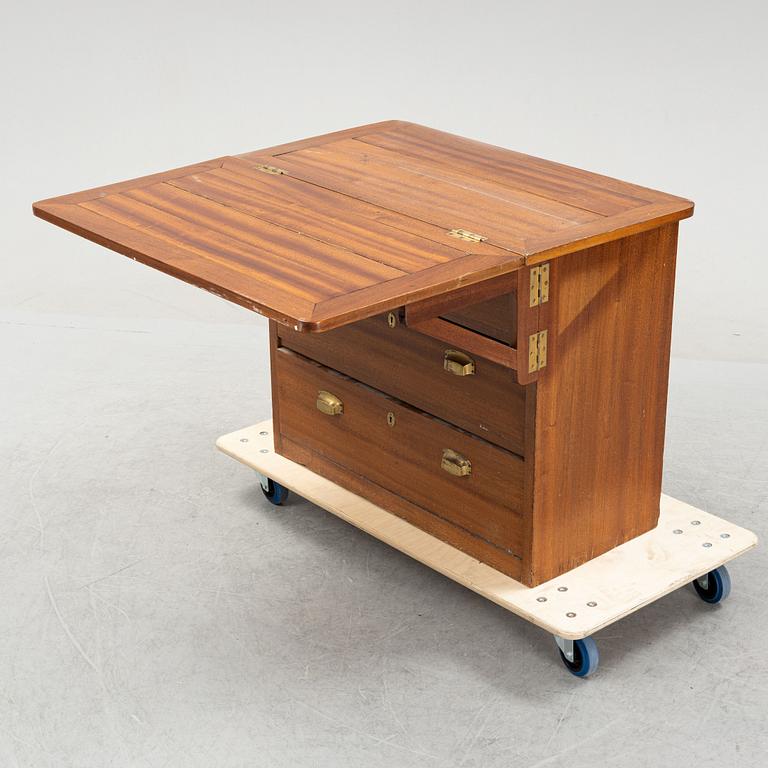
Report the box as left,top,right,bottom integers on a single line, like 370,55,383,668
259,431,269,436
557,586,568,592
536,596,547,603
587,601,597,607
691,520,701,526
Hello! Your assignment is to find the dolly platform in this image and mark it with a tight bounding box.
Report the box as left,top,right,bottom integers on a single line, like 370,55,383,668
218,421,758,677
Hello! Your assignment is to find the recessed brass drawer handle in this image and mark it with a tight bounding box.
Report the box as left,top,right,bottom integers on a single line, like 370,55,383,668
316,390,343,416
441,448,472,477
444,349,475,376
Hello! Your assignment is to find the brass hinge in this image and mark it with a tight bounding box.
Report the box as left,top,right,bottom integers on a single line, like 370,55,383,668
447,228,487,243
529,263,550,307
528,330,548,373
252,163,286,175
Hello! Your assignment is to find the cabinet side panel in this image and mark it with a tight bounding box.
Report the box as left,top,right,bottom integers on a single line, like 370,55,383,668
529,224,679,584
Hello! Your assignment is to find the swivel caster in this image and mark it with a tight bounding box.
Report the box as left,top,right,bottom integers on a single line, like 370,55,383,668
258,474,289,506
555,635,599,677
692,565,731,604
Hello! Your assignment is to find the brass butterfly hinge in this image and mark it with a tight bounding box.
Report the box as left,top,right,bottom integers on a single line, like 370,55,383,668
447,228,487,243
528,330,548,373
529,263,550,307
252,163,286,175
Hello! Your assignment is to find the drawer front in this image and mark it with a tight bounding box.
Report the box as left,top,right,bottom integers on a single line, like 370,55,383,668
275,348,524,553
278,313,526,455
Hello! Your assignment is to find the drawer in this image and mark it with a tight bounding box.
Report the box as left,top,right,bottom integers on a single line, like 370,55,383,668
274,348,525,553
277,313,526,455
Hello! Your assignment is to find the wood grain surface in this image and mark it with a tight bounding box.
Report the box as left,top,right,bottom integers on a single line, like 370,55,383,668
273,224,688,585
525,224,680,584
274,347,525,556
277,313,526,454
34,121,693,332
406,317,518,371
277,435,524,581
441,291,518,345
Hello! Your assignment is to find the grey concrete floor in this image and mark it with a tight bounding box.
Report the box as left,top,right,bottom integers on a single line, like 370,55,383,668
1,310,766,767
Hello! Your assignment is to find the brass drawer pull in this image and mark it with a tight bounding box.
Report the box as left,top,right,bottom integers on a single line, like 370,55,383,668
441,448,472,477
444,349,475,376
316,390,343,415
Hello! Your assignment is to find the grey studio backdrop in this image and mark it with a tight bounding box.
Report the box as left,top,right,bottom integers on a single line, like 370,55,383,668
1,1,766,767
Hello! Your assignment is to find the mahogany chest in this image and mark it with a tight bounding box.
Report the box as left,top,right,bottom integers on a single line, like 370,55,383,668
33,121,693,586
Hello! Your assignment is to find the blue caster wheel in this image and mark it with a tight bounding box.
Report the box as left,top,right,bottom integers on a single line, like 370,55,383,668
260,477,290,506
555,636,599,677
692,565,731,604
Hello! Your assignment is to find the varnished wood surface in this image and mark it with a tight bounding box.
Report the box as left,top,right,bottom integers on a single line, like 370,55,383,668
218,423,758,640
441,291,517,346
276,314,526,454
526,225,680,584
274,225,688,584
274,348,525,553
34,121,692,332
403,271,517,326
407,317,518,370
278,436,524,580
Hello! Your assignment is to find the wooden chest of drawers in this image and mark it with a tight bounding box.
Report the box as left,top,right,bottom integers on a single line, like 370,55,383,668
270,219,681,585
33,120,694,586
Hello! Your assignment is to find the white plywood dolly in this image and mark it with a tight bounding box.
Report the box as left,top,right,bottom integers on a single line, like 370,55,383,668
218,421,758,678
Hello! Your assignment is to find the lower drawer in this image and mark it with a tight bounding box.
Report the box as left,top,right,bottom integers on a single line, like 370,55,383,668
274,347,525,554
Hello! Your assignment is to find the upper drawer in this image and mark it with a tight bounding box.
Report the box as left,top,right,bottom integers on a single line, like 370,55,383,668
278,313,526,455
274,348,525,554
